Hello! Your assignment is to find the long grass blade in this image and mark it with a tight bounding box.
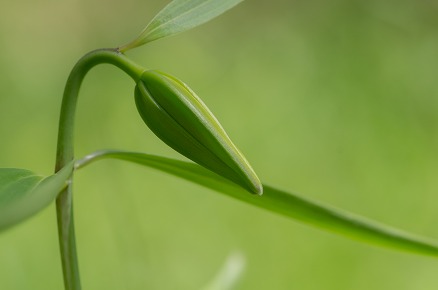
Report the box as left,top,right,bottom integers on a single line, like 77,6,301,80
76,150,438,257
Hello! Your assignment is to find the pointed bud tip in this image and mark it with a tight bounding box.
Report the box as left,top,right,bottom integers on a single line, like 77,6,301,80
253,183,263,196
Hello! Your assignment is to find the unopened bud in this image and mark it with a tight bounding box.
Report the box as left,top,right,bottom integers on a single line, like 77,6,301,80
134,70,262,195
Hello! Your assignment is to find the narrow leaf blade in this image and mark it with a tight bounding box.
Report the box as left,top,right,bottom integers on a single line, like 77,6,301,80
202,252,246,290
76,150,438,257
120,0,244,51
0,162,74,231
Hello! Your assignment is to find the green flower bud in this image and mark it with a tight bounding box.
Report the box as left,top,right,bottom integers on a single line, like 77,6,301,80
134,70,262,195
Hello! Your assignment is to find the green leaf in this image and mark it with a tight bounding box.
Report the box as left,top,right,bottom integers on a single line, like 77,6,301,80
0,162,74,231
76,150,438,257
119,0,244,51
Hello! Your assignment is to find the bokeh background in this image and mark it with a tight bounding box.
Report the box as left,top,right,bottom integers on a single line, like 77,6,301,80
1,0,438,289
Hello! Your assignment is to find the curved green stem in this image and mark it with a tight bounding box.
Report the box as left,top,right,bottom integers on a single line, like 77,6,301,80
55,48,145,290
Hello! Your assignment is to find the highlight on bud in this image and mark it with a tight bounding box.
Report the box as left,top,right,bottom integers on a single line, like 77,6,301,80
134,70,262,195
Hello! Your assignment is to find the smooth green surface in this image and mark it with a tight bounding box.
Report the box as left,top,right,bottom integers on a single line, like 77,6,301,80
120,0,244,50
1,0,438,289
136,71,262,194
0,163,73,231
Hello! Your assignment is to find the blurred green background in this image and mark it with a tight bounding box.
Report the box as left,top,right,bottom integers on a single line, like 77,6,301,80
1,0,438,289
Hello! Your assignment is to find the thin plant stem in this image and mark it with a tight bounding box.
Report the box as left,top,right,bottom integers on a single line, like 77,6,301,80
55,48,144,290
